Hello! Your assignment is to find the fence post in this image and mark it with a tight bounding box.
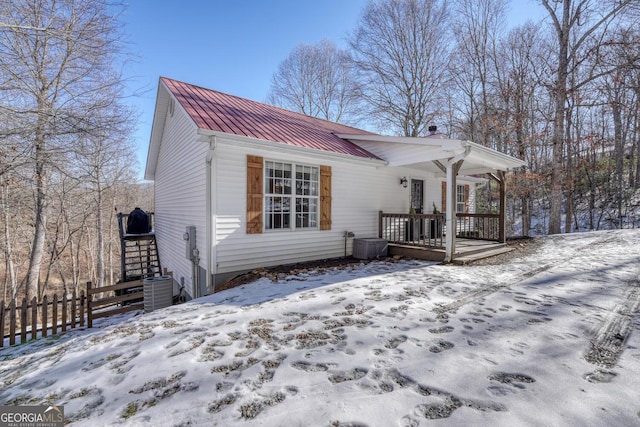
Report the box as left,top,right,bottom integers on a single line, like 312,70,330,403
52,294,58,335
20,298,27,343
0,300,4,348
61,294,67,333
31,297,37,340
80,290,85,327
42,295,48,338
71,290,77,329
9,300,16,346
86,282,93,328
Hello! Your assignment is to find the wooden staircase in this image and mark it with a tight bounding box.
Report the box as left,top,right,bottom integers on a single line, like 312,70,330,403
117,212,162,283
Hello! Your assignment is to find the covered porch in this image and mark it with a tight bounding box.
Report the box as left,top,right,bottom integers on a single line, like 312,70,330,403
337,133,526,263
377,211,511,263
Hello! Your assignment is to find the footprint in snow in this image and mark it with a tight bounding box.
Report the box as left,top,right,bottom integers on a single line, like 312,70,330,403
488,372,536,389
328,367,368,384
384,335,408,349
428,326,454,334
239,391,287,420
583,370,617,383
429,340,454,353
290,361,330,372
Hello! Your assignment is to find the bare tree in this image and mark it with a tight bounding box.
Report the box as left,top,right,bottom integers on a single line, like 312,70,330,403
540,0,635,234
0,0,128,299
71,115,137,288
348,0,451,137
593,27,640,228
1,178,17,299
494,22,546,236
450,0,508,146
268,39,361,124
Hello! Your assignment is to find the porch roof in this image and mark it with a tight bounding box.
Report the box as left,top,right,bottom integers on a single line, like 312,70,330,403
335,134,526,176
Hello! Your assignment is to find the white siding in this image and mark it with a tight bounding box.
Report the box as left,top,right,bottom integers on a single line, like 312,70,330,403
424,178,477,214
153,103,208,298
211,139,435,275
153,115,477,291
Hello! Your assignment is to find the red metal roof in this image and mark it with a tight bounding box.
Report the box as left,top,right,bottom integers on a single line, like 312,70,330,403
161,77,380,160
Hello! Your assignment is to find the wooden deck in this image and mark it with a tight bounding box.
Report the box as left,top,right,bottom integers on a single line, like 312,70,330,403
388,238,513,263
379,211,511,264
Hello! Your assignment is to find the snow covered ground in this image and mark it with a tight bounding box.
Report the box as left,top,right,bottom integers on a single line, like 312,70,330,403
1,229,640,426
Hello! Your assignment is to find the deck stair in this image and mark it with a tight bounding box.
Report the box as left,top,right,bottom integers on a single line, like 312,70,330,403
388,239,513,263
451,245,514,265
117,211,162,283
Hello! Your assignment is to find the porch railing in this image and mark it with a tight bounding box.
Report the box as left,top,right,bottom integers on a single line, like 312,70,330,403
378,211,501,247
455,213,501,241
379,212,445,248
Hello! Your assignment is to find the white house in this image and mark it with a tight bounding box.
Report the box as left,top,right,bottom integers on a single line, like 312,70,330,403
145,77,525,299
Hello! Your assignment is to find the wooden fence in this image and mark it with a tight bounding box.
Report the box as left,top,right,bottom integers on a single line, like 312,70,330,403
1,290,86,348
86,280,144,328
2,272,173,348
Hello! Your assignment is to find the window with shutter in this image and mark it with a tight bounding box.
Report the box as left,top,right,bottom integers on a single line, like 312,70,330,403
320,165,332,230
441,182,470,213
246,155,263,234
248,156,329,232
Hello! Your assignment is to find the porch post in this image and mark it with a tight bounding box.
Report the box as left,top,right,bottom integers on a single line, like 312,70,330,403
498,170,506,243
444,165,456,262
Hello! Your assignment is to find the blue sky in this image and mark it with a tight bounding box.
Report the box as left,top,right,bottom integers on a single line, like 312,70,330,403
121,1,540,180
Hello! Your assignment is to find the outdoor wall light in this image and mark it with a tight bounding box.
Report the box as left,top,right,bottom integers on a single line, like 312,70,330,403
400,176,408,188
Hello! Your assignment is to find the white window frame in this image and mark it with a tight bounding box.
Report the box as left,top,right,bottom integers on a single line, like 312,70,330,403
456,184,466,213
264,160,319,231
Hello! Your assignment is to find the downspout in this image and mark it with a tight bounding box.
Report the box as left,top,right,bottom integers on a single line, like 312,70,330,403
192,247,200,298
205,136,217,294
444,146,471,263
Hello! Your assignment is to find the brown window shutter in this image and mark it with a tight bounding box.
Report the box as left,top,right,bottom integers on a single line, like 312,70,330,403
246,155,263,234
320,165,332,230
441,181,446,213
464,184,470,213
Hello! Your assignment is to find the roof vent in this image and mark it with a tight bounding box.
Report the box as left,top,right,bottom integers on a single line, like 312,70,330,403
428,125,437,134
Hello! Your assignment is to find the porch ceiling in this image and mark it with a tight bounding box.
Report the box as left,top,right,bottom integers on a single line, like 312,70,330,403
336,134,526,176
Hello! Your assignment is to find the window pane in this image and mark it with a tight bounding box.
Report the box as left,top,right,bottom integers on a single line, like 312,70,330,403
456,185,466,212
296,197,318,228
266,162,318,230
266,162,292,195
265,196,291,229
308,198,317,227
293,165,319,228
295,165,319,196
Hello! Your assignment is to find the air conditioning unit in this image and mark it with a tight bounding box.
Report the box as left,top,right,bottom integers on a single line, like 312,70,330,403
143,275,173,312
353,238,388,259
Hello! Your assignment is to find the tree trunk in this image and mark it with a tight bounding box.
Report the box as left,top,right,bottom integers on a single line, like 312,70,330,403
96,182,104,288
24,105,50,301
547,0,571,235
564,108,574,234
612,99,624,228
2,180,18,300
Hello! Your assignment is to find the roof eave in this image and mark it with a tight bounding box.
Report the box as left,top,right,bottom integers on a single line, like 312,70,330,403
337,133,526,172
461,140,527,170
196,128,388,166
144,79,170,181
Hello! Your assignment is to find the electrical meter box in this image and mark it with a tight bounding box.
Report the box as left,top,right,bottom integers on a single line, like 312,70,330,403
183,226,196,260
